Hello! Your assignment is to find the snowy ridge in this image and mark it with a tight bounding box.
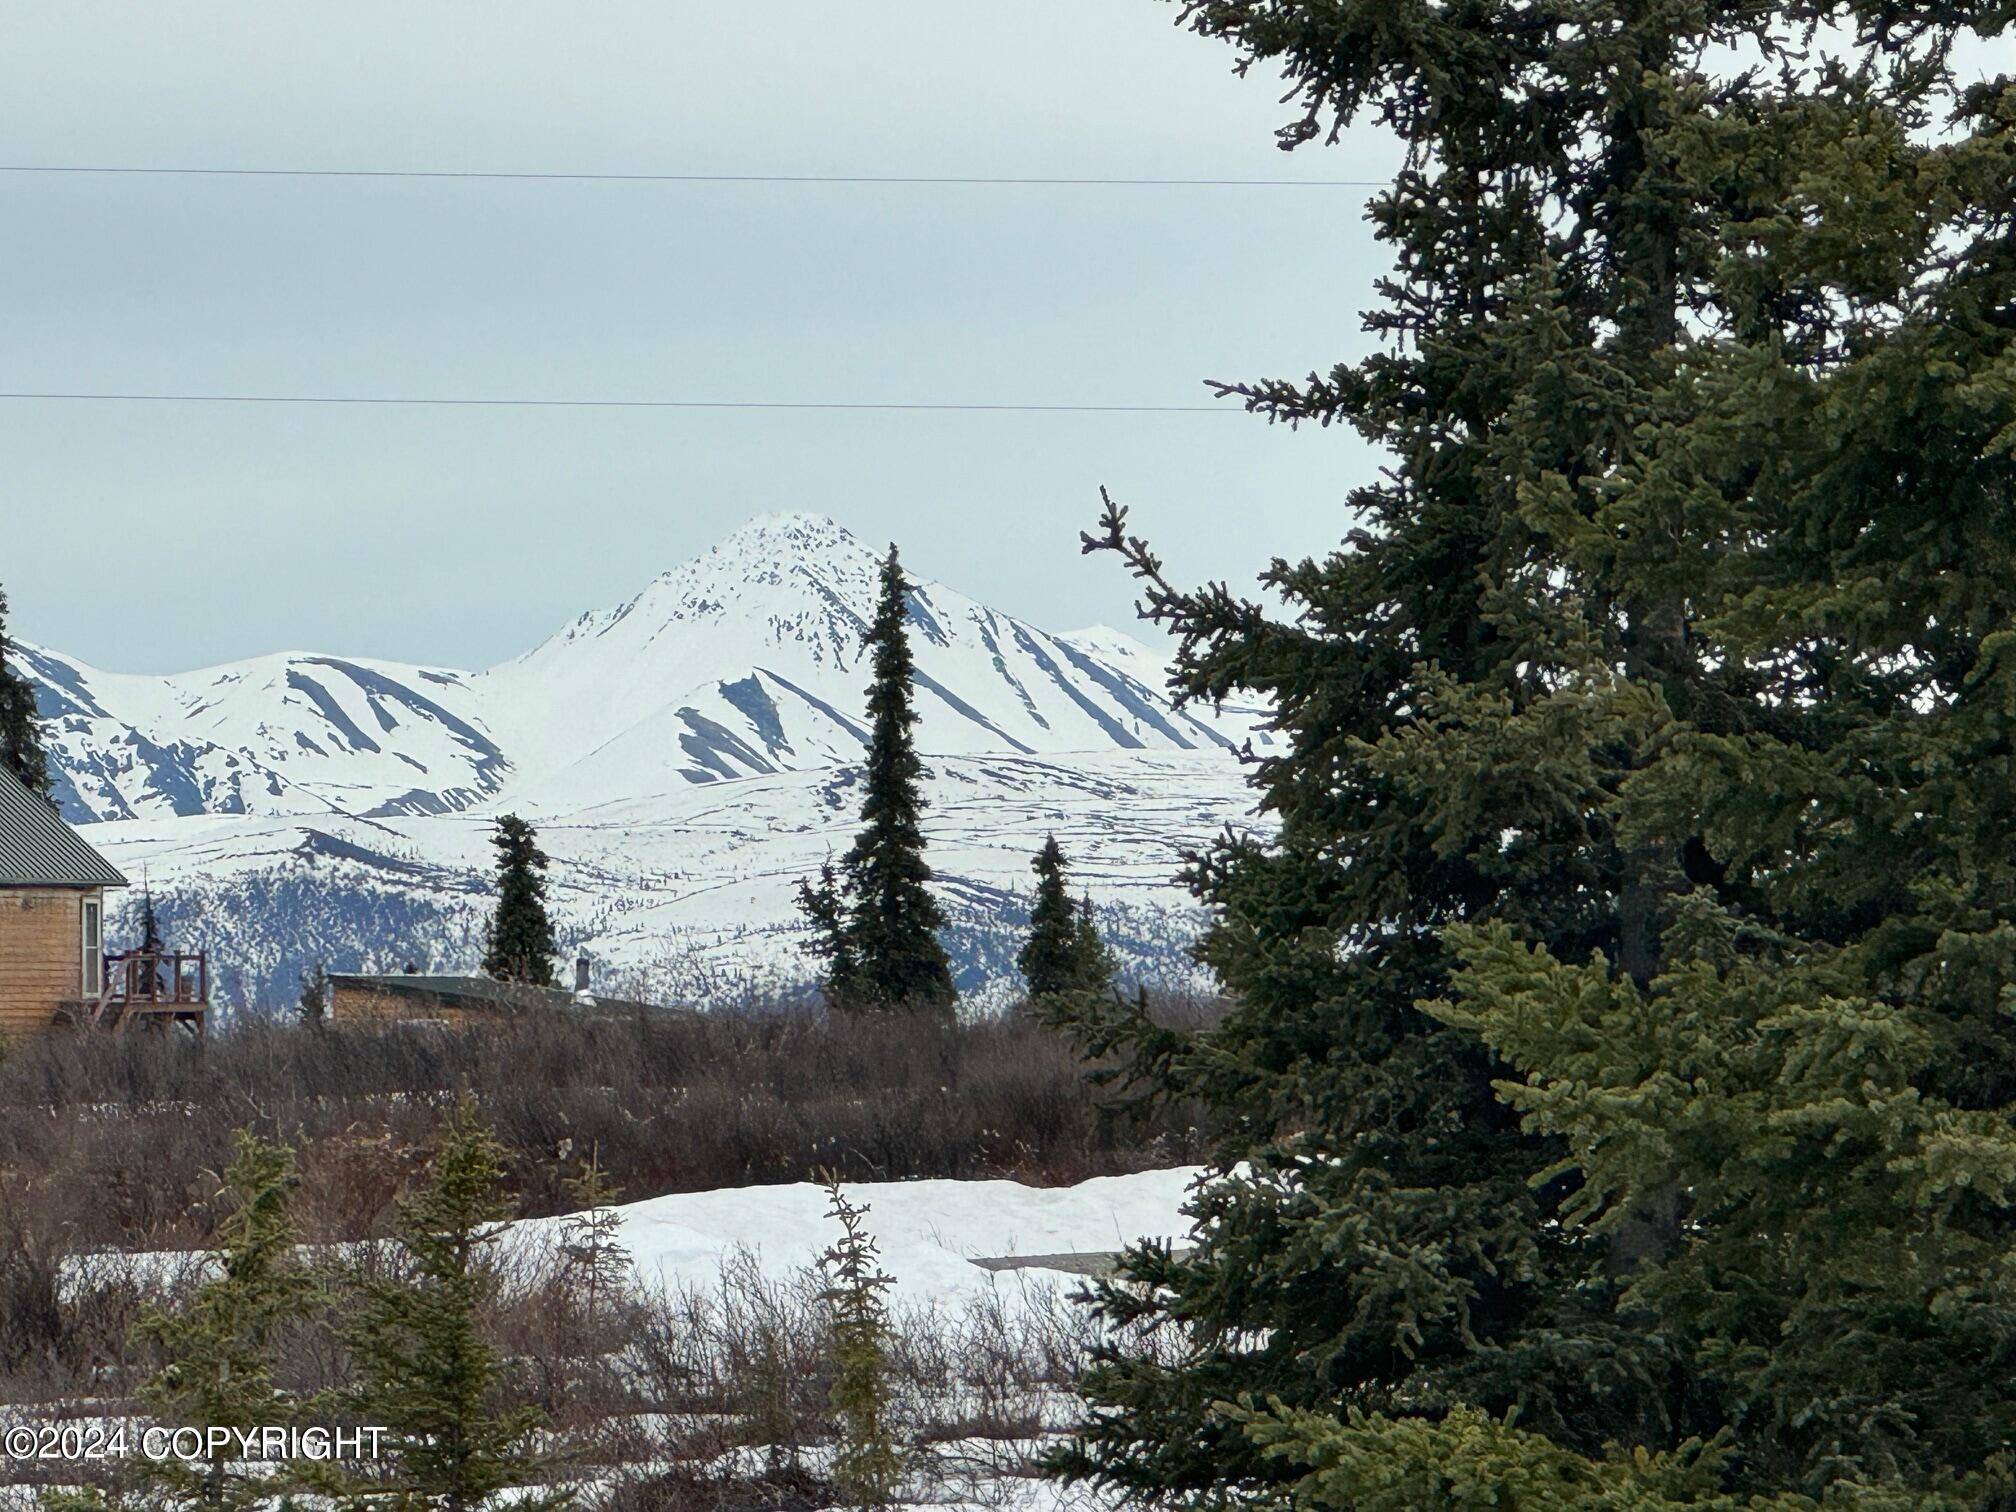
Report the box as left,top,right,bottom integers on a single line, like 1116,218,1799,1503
24,643,503,824
30,513,1266,825
22,515,1268,1007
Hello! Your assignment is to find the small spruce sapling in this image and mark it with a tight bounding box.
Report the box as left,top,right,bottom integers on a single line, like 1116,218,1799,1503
341,1099,570,1510
817,1174,904,1510
131,1130,319,1511
556,1144,629,1344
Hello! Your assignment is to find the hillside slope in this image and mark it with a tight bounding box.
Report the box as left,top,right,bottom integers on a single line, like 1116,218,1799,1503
23,515,1266,1007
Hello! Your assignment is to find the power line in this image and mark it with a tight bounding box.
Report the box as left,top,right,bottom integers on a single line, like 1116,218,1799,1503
0,391,1236,414
0,164,1382,188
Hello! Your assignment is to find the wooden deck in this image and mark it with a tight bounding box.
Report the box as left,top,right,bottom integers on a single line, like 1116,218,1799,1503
59,948,210,1035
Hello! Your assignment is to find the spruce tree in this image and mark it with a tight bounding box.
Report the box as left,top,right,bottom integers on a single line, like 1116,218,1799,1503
1019,837,1082,999
297,962,329,1028
805,546,955,1014
555,1145,629,1344
342,1100,567,1510
131,1131,318,1511
818,1176,904,1510
795,858,860,1007
1019,839,1115,999
1048,0,2014,1505
0,585,51,798
135,887,162,953
481,814,558,989
135,886,168,998
1069,891,1116,997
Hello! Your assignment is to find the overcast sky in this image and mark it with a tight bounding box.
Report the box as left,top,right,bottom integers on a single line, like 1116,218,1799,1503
4,4,1393,672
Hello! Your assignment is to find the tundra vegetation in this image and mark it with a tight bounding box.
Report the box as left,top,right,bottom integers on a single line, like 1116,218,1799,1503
3,1086,1134,1509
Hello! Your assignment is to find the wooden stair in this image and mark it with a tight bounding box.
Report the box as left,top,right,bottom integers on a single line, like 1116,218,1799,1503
76,949,210,1035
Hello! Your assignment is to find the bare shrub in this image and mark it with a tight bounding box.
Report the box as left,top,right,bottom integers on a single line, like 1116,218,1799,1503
0,1002,1216,1253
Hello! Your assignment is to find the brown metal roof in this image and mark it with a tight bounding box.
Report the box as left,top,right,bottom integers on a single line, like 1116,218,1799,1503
0,764,126,889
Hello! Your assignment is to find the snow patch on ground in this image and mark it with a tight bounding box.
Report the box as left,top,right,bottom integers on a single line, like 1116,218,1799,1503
515,1166,1203,1313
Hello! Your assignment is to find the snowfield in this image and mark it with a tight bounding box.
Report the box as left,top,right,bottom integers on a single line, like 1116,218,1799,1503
22,513,1271,1007
514,1165,1203,1313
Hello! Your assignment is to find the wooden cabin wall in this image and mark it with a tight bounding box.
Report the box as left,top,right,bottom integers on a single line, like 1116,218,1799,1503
0,887,88,1036
329,981,487,1029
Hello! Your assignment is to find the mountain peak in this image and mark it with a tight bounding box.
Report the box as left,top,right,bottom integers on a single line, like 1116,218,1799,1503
708,512,870,564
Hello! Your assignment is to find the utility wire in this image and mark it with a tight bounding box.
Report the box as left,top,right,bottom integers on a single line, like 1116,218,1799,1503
0,391,1236,413
0,164,1382,188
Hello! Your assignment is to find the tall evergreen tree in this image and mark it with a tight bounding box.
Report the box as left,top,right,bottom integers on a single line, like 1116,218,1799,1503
0,586,51,798
482,814,558,989
342,1100,567,1510
1019,837,1083,999
131,1131,318,1511
802,547,955,1014
556,1145,629,1345
1018,838,1115,999
1049,1,2014,1505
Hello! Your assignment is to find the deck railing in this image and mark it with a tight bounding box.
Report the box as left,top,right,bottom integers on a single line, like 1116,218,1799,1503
102,949,210,1006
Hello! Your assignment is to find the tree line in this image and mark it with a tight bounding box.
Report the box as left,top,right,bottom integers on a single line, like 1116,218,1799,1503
469,542,1119,1015
791,544,1115,1014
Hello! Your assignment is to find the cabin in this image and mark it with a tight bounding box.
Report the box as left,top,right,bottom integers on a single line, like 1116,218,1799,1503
0,765,209,1037
328,956,654,1028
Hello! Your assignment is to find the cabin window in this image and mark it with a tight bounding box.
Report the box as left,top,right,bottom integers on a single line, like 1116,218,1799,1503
82,897,103,995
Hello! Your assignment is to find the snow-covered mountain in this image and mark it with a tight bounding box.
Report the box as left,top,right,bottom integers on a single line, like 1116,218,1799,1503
22,514,1268,1008
24,643,502,823
32,514,1264,825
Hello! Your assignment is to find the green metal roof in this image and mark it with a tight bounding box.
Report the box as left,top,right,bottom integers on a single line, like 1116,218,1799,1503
0,764,126,888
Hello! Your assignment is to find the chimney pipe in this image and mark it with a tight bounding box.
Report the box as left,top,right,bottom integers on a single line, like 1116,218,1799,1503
575,953,592,994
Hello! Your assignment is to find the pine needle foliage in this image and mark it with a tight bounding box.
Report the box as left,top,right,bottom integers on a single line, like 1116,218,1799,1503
556,1145,629,1342
799,546,956,1015
795,858,860,1007
1227,1402,1863,1512
341,1100,568,1511
0,586,51,798
1020,837,1083,997
130,1130,319,1511
1046,0,2016,1505
818,1174,905,1510
481,814,558,989
1019,838,1117,999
